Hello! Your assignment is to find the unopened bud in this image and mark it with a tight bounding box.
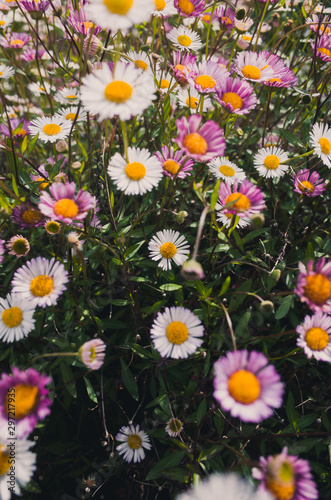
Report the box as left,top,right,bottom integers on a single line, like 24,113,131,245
250,213,265,229
83,34,103,57
235,8,246,20
56,140,68,152
71,161,82,170
176,210,188,224
270,269,281,282
181,259,205,281
260,300,274,315
301,94,311,105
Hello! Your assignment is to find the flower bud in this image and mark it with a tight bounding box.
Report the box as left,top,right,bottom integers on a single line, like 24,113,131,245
260,300,274,315
83,34,103,57
181,259,205,281
249,213,265,229
71,161,82,170
235,8,246,20
176,210,188,223
56,140,68,152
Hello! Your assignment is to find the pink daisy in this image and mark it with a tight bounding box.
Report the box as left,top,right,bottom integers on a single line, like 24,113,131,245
293,169,326,197
174,0,205,17
0,32,31,49
154,146,193,179
260,52,298,88
215,77,258,115
0,118,30,140
6,235,30,257
215,5,235,31
11,203,45,228
79,339,106,370
295,258,331,313
67,8,103,35
234,51,274,83
187,60,229,94
296,312,331,362
310,34,331,62
306,14,331,37
171,50,197,83
0,239,5,264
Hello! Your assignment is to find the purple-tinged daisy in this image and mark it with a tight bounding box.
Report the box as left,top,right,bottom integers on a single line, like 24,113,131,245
11,203,45,229
0,239,4,264
310,122,331,168
38,181,95,224
187,60,229,94
0,293,35,343
21,47,46,62
171,50,197,83
79,339,106,370
293,169,326,197
254,146,289,178
67,8,103,35
310,34,331,62
208,157,245,184
215,5,235,31
295,258,331,314
258,133,281,148
260,52,298,88
306,14,331,36
296,312,331,362
6,235,30,258
253,447,318,500
20,0,50,12
154,146,193,179
11,256,69,308
234,51,274,82
0,367,52,438
215,77,257,115
213,350,284,423
0,118,30,140
0,32,31,49
174,0,205,17
175,114,225,162
165,417,183,437
116,424,151,463
234,17,254,33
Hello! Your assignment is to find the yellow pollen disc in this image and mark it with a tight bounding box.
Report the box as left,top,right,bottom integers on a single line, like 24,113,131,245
0,447,10,475
266,468,295,500
228,370,261,404
83,21,94,29
46,221,60,233
103,0,133,15
242,35,252,41
317,47,331,57
134,59,148,71
160,242,177,259
125,161,146,181
175,64,187,76
178,0,194,15
242,64,261,80
183,133,208,155
12,238,28,254
2,307,23,328
166,321,189,345
264,154,280,170
195,74,216,90
163,159,180,175
318,137,331,155
222,92,243,110
66,112,77,121
104,80,133,103
221,16,232,25
305,327,329,351
21,210,43,225
6,384,39,420
43,124,61,136
304,274,331,306
127,434,142,450
39,87,45,92
15,129,27,138
219,165,235,177
298,180,314,193
202,14,210,22
186,96,199,109
89,346,96,361
225,192,251,211
0,72,2,76
0,20,5,25
155,0,166,10
35,177,49,190
66,95,77,99
269,78,282,83
30,275,54,297
160,79,170,89
177,35,192,47
11,39,24,46
54,198,79,218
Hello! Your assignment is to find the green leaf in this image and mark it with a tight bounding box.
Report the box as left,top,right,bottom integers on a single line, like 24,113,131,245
210,179,221,211
120,358,138,400
11,174,19,197
232,229,244,251
196,398,207,425
27,133,39,156
305,242,314,264
21,134,28,154
242,228,269,244
219,276,231,296
160,467,189,483
84,377,98,403
60,364,77,398
110,299,130,306
286,391,298,431
131,343,153,359
159,283,182,291
228,280,252,311
24,479,42,494
275,294,295,320
140,300,167,315
280,129,303,147
146,451,185,480
124,241,144,260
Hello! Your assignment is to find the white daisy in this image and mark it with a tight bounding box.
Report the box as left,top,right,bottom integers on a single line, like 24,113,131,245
150,306,204,359
27,81,53,96
148,229,190,271
116,424,151,463
0,12,13,30
208,157,246,184
215,207,249,228
155,70,176,94
165,417,183,437
28,116,73,144
11,256,69,308
108,146,163,195
55,106,87,123
310,122,331,168
167,26,202,52
177,86,212,113
253,146,289,178
123,50,154,74
89,0,154,31
152,0,177,16
53,87,80,105
234,51,274,82
80,61,155,122
0,64,14,78
0,293,35,343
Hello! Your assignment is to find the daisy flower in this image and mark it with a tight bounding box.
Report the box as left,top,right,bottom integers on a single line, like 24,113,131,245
20,0,50,12
55,106,87,123
6,235,30,257
215,5,235,31
172,50,196,83
237,33,262,50
53,87,80,105
67,8,103,36
0,64,14,78
0,12,13,30
89,0,154,31
148,229,190,271
174,0,205,17
155,70,176,94
0,32,30,49
253,447,318,500
27,81,53,96
150,306,204,359
0,118,30,140
154,146,193,179
80,61,155,121
0,293,35,343
234,17,254,33
311,34,331,62
124,50,154,74
295,258,331,313
260,52,298,88
11,256,69,308
78,339,106,370
234,51,274,82
254,146,289,178
310,122,331,168
215,77,258,115
116,424,151,463
108,146,163,195
38,181,95,224
29,116,72,144
167,26,202,52
208,157,245,184
152,0,177,17
0,367,52,438
187,60,229,94
11,203,44,228
293,169,326,196
306,14,331,36
175,114,225,162
296,312,331,362
165,417,183,437
213,350,284,423
177,86,212,113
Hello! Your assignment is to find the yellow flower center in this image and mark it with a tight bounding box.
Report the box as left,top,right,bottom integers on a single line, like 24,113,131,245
269,78,282,83
318,137,331,155
66,112,77,121
160,79,170,89
104,81,133,103
43,124,61,136
0,446,10,476
298,180,314,193
219,165,235,177
225,192,251,211
14,129,27,138
127,434,142,449
83,21,94,29
166,321,189,344
177,35,192,47
317,47,331,57
305,327,329,351
186,96,199,109
21,209,43,225
195,74,216,90
125,161,146,181
169,418,182,433
264,154,280,170
2,307,23,328
134,59,148,71
163,159,180,175
155,0,166,10
65,95,77,99
89,346,96,362
54,198,79,219
30,275,54,297
175,64,188,77
12,238,28,255
178,0,194,14
0,20,5,25
241,64,261,80
183,133,207,155
304,274,331,306
160,242,177,259
11,39,24,46
46,221,61,234
6,384,39,420
202,14,210,22
34,177,49,191
103,0,133,15
221,16,232,25
266,463,295,500
228,369,261,404
242,35,252,41
320,24,331,35
222,92,243,110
